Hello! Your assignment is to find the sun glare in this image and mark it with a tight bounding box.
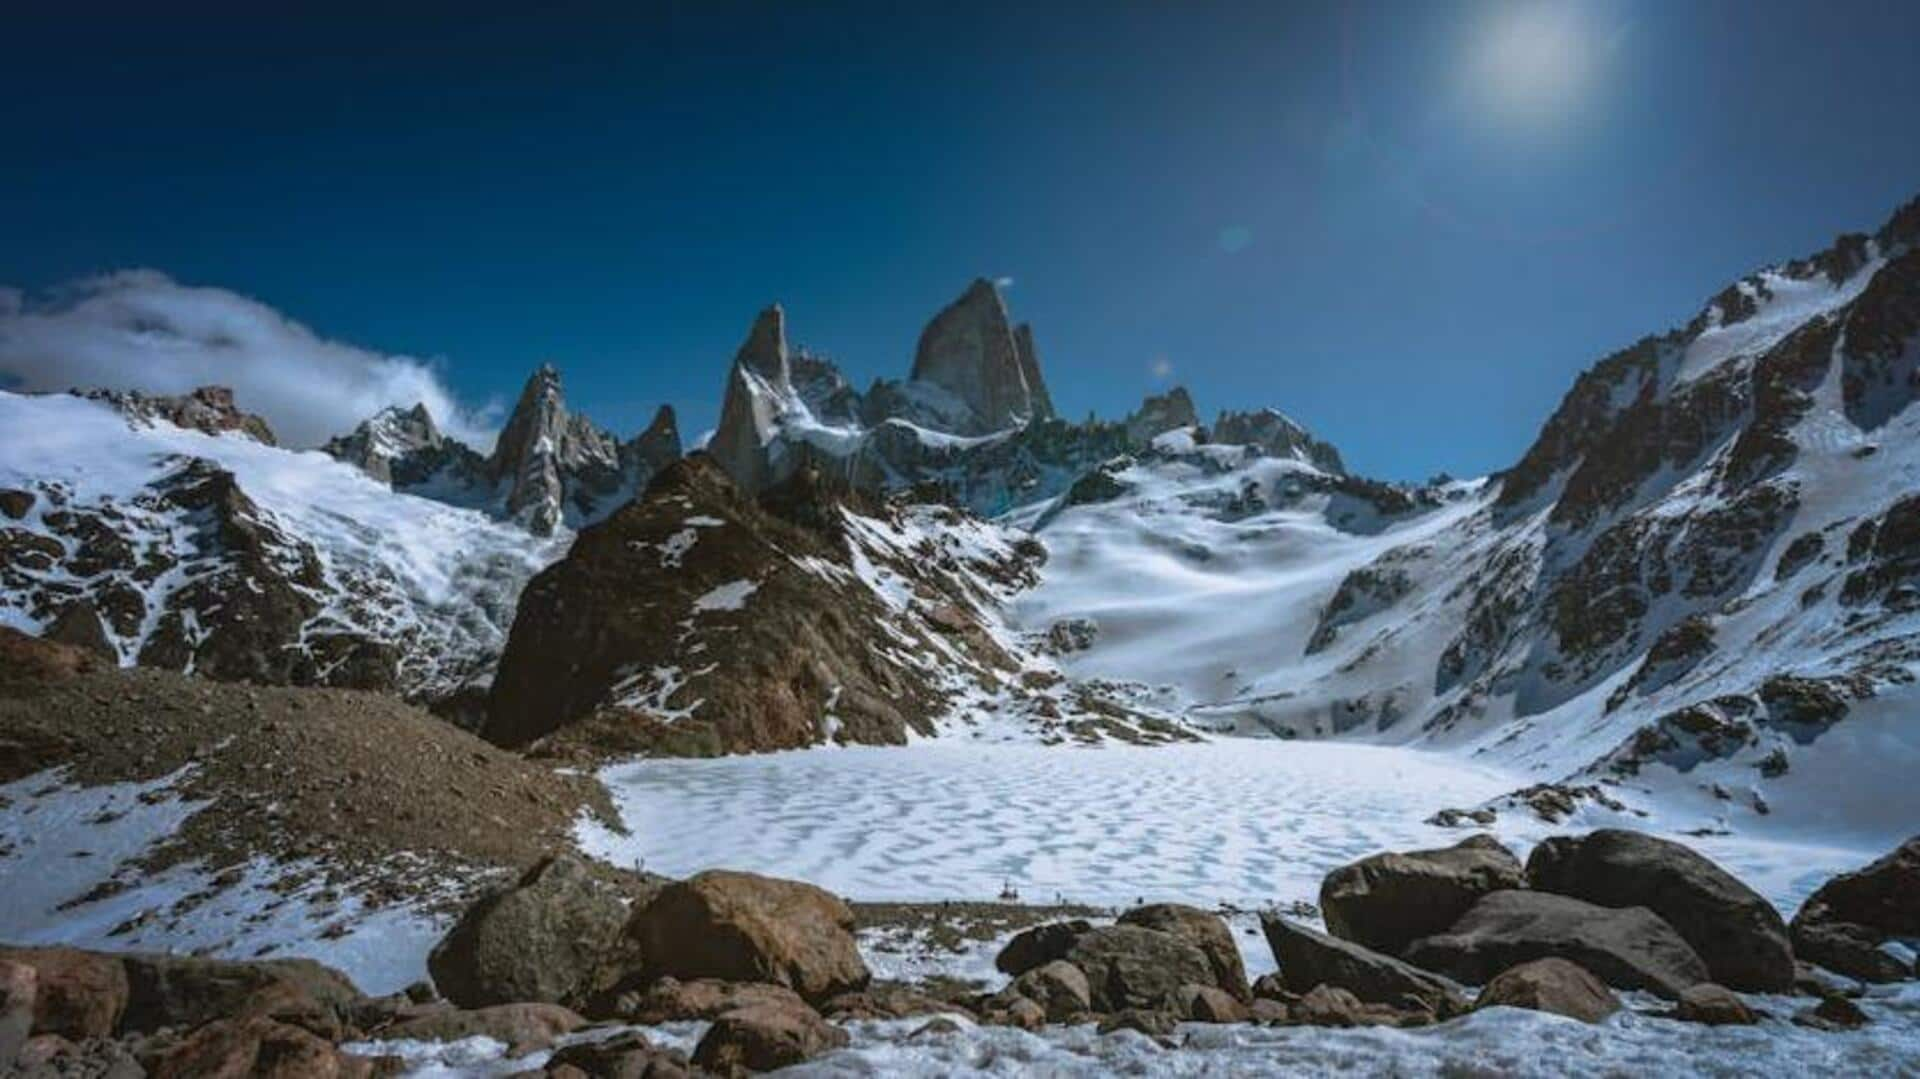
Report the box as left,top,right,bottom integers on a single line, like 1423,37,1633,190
1469,2,1593,123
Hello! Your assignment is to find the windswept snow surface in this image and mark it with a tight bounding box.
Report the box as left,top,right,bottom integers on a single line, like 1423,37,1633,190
580,742,1870,917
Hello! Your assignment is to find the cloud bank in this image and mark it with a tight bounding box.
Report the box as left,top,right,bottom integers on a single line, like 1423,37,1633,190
0,270,496,450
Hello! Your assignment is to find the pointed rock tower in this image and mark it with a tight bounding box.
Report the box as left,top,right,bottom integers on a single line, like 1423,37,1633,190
909,278,1036,435
708,305,800,492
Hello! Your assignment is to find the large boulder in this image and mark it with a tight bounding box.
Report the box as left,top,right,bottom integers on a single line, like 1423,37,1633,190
690,1001,849,1076
1526,829,1794,991
120,953,363,1036
545,1030,690,1078
1319,835,1525,956
0,947,128,1040
1403,890,1710,999
1061,925,1217,1012
1790,836,1920,983
1675,983,1759,1026
1116,903,1251,1001
1260,916,1467,1019
428,854,643,1009
614,978,806,1024
626,870,869,1004
1473,958,1621,1024
994,920,1093,976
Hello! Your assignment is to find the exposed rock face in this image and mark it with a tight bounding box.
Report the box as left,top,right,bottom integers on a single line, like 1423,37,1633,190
625,870,870,1004
1212,408,1345,473
78,384,277,444
321,368,680,537
491,365,625,535
1125,387,1198,445
708,306,805,494
1473,958,1621,1024
908,278,1037,435
485,454,1082,757
1012,960,1092,1022
1260,917,1467,1019
1319,835,1525,957
1790,836,1920,983
1525,830,1794,992
427,854,649,1009
1403,890,1711,999
1014,323,1056,421
995,921,1095,977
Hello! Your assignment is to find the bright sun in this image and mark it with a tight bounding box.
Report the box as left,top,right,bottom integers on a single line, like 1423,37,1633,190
1470,3,1594,123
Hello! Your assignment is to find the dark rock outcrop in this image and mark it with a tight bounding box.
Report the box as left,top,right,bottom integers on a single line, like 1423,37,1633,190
79,384,277,445
1525,830,1794,992
1319,835,1525,957
1260,916,1467,1018
1790,836,1920,983
1060,925,1218,1013
690,1001,849,1076
485,455,1035,756
427,854,649,1009
1403,890,1710,999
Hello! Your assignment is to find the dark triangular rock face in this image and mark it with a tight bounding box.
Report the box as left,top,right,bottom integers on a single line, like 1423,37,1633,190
908,278,1038,435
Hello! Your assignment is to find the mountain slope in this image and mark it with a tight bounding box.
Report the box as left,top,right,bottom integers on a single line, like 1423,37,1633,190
1016,196,1920,847
0,390,562,704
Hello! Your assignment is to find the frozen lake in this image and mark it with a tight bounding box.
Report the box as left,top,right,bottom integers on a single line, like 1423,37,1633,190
580,739,1880,914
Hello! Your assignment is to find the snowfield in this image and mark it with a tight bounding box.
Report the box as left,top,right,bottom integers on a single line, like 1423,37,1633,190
580,741,1879,919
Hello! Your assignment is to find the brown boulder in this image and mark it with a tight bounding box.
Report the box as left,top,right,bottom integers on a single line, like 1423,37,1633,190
690,1002,849,1076
377,1002,585,1057
819,982,963,1021
1062,925,1216,1012
429,854,644,1009
0,947,127,1040
1116,903,1251,1000
121,953,363,1035
1178,983,1251,1023
145,1016,372,1079
1526,829,1794,992
1474,958,1621,1024
1675,983,1759,1026
627,870,869,1004
1011,960,1091,1022
1319,835,1525,956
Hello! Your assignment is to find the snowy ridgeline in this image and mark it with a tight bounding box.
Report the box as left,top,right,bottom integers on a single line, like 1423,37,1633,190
0,391,564,698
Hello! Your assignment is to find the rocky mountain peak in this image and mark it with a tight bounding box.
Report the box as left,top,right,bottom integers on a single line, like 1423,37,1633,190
1014,323,1055,421
1125,386,1198,444
737,304,791,383
909,277,1036,435
1213,408,1346,474
77,384,278,445
322,403,447,484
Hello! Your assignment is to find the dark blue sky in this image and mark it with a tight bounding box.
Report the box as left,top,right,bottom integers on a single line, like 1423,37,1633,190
7,2,1920,479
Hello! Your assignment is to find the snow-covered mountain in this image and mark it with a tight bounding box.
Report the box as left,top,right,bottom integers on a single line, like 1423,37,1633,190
1016,195,1920,846
0,389,563,706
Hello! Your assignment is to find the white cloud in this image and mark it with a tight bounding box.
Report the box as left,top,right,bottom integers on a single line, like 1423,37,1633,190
1150,356,1174,381
994,276,1015,289
0,270,497,450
